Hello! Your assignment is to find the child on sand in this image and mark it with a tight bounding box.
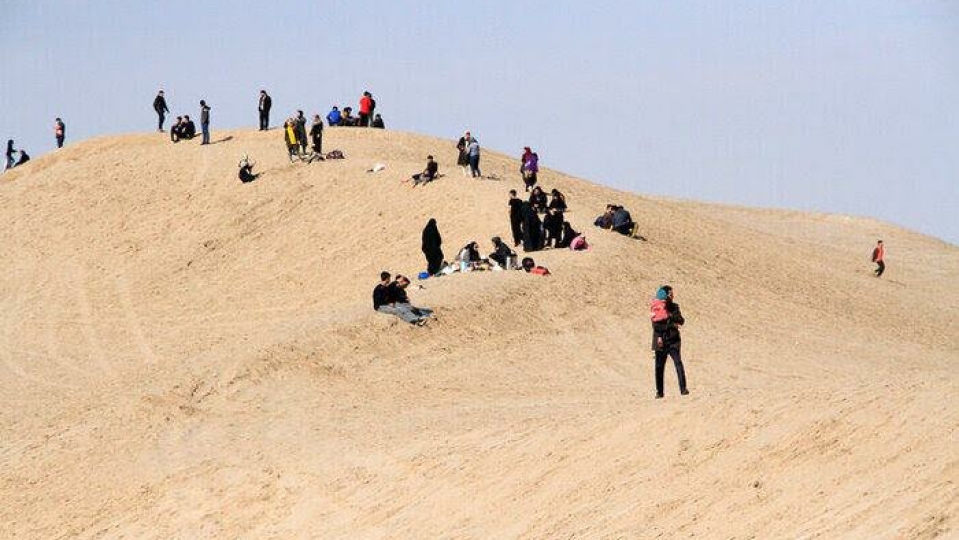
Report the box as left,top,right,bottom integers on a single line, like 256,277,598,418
651,286,689,398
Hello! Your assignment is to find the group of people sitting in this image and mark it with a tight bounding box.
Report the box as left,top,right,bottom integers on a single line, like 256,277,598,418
326,92,385,128
169,116,196,142
420,219,552,276
594,204,639,237
372,272,434,326
509,188,588,252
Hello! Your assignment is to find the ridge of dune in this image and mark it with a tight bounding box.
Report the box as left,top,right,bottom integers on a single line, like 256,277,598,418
1,128,956,539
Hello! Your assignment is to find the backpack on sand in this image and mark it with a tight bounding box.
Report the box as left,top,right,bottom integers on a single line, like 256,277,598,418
326,150,345,159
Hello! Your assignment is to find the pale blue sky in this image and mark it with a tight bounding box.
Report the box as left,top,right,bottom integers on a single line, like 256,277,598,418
2,1,956,243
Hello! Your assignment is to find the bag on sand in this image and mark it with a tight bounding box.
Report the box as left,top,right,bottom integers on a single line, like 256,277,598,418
650,299,668,322
326,150,345,159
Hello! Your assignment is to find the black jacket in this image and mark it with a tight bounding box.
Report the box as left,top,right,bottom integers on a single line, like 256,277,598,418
372,283,390,310
259,94,272,112
386,282,410,304
153,95,169,114
652,301,684,350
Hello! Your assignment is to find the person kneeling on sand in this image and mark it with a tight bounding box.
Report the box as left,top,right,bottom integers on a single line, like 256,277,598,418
489,237,516,268
410,155,439,187
521,257,550,276
374,274,433,325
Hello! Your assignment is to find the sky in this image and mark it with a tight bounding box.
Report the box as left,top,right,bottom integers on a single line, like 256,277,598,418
2,0,957,243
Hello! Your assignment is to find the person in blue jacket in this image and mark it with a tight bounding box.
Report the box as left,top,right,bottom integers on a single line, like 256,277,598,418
326,106,342,127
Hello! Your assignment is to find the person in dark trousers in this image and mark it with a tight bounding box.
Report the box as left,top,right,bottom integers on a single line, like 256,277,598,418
611,205,634,236
359,91,372,127
508,190,524,247
310,114,323,154
5,140,15,170
294,110,308,153
238,157,259,183
371,114,385,128
258,90,272,130
543,207,564,248
199,100,211,145
15,149,30,166
411,155,439,187
153,90,169,131
54,118,65,148
651,285,689,398
422,218,444,275
467,135,481,177
521,201,542,252
872,240,885,277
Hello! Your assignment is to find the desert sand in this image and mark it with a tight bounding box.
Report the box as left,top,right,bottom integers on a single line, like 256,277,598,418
0,128,956,539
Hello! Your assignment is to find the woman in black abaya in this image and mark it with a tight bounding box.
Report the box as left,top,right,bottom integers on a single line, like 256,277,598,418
422,218,445,275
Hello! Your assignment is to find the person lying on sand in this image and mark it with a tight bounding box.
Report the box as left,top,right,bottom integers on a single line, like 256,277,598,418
521,257,550,276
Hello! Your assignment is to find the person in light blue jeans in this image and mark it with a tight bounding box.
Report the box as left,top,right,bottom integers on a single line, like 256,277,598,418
375,275,433,325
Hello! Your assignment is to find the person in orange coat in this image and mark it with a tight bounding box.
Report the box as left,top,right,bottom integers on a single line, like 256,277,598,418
872,240,885,277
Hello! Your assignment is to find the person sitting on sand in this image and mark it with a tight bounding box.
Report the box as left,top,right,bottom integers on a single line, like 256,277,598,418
489,237,516,268
521,257,550,276
340,107,356,126
457,241,482,267
375,274,433,325
170,116,183,142
371,114,385,129
238,157,259,183
15,149,30,167
181,115,196,139
594,205,614,229
410,155,439,187
611,205,634,236
557,221,580,249
326,106,341,127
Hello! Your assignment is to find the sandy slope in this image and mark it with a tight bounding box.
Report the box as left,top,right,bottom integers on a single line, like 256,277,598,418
0,128,956,539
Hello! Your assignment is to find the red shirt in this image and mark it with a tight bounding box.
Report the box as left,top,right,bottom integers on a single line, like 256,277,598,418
359,96,372,114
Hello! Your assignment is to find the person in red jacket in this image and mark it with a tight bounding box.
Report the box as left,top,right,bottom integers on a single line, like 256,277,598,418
359,91,373,127
872,240,885,277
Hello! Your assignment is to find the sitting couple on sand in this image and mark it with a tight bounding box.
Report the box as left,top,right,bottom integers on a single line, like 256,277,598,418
372,273,434,326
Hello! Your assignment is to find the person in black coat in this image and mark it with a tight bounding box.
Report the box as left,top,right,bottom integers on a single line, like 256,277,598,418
488,236,516,268
508,190,524,247
651,285,689,398
422,218,444,275
258,90,272,130
521,201,542,252
529,186,548,213
548,189,567,212
557,221,579,248
181,115,196,139
310,114,324,154
543,207,564,248
153,90,169,131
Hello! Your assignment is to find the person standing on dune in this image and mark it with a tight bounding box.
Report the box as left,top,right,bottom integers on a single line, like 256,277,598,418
153,90,169,132
258,90,272,130
651,285,689,398
422,219,444,275
359,91,373,127
199,100,211,145
54,118,65,148
872,240,885,277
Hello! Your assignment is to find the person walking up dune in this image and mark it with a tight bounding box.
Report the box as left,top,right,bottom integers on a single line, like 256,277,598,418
422,218,444,275
872,240,885,277
153,90,169,132
651,286,689,398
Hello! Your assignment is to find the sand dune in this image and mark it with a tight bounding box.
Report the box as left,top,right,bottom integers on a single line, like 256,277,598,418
0,128,956,539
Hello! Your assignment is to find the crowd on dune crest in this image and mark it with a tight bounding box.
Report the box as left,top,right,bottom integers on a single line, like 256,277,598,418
1,86,894,399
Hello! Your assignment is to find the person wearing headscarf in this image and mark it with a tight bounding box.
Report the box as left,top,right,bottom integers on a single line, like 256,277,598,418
489,237,516,268
529,186,548,213
521,147,539,191
557,221,580,248
421,219,444,275
521,201,542,252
